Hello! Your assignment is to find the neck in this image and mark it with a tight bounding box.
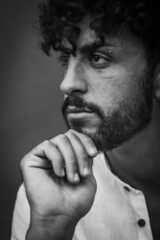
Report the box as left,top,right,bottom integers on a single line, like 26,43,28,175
107,100,160,192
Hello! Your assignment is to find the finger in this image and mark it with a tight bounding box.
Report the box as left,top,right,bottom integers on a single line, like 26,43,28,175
69,130,98,157
50,134,80,184
31,140,65,177
20,140,65,184
65,131,91,177
45,141,66,177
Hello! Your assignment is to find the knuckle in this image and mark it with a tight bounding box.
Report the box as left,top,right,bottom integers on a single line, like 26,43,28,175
59,134,67,140
31,140,49,153
20,154,30,170
52,134,68,144
65,131,74,139
68,129,75,134
69,129,79,136
43,139,50,145
42,140,50,148
65,130,72,135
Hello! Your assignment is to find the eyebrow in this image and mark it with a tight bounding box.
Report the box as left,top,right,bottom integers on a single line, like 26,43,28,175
58,41,116,55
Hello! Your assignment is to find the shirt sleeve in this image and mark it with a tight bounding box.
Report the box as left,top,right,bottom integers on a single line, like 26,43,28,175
11,184,30,240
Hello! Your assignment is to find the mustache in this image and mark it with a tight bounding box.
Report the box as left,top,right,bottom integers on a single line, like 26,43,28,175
61,96,104,118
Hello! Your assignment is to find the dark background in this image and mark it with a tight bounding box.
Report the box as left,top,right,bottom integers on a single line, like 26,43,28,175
0,0,65,239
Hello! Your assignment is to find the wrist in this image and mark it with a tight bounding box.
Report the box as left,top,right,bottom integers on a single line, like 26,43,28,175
26,213,78,240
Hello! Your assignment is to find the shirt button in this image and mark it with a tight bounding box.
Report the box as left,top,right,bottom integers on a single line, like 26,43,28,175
124,186,130,192
138,219,146,227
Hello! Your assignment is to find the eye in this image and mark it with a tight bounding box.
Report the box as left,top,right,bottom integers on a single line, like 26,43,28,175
89,53,110,68
58,54,70,68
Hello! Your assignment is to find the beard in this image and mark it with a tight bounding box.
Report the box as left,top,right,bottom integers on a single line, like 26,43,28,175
61,76,153,152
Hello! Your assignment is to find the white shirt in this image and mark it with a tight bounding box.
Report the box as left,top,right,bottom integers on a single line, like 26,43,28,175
11,152,153,240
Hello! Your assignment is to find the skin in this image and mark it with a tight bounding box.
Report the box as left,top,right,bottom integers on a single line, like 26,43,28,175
21,17,160,240
60,25,148,133
22,130,97,240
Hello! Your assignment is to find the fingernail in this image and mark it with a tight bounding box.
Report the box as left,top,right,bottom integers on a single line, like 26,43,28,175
74,172,80,182
61,168,65,177
89,147,97,156
83,167,90,176
90,150,103,158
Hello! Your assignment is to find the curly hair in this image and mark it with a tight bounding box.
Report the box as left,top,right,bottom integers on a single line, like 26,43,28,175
38,0,160,66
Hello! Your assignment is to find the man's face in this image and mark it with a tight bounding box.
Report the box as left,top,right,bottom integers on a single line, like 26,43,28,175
59,19,153,151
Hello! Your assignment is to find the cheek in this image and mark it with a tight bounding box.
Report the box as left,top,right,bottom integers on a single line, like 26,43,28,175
88,68,141,109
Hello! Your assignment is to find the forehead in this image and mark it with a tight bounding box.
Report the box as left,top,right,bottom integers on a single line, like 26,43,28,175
61,17,144,54
62,18,119,50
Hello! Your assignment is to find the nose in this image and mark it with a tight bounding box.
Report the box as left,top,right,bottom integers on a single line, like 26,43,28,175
60,58,88,96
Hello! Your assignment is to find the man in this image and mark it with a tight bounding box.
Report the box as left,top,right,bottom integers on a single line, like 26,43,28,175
11,0,160,239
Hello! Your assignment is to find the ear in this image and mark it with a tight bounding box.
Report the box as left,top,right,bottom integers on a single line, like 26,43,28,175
153,63,160,101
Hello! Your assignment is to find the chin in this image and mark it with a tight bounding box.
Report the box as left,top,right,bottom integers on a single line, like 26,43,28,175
69,117,101,130
69,123,98,135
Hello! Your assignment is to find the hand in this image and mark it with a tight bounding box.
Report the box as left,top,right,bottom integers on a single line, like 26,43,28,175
20,130,98,227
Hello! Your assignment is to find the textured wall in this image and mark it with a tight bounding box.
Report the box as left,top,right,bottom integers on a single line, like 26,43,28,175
0,1,65,239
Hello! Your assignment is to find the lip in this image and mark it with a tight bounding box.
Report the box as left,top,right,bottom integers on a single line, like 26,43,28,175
66,106,93,114
67,112,95,120
66,111,96,120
